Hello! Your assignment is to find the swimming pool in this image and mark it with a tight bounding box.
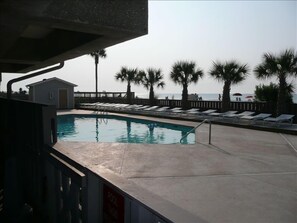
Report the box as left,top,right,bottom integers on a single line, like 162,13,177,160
57,115,195,144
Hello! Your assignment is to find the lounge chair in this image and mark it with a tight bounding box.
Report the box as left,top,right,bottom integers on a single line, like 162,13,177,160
128,105,151,113
185,108,200,113
168,107,182,113
223,111,255,118
149,106,171,116
222,111,255,122
197,109,217,117
240,113,272,124
143,106,159,111
263,114,295,126
154,106,170,112
208,110,237,119
168,108,200,117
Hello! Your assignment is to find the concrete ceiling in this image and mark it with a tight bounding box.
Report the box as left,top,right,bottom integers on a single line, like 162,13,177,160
0,0,148,73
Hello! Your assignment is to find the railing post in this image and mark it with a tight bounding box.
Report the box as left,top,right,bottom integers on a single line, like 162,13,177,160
209,121,212,145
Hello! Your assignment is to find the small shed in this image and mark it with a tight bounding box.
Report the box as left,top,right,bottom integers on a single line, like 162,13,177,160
26,77,77,109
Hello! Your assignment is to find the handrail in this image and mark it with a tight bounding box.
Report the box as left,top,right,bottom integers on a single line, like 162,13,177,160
180,119,212,144
95,104,108,115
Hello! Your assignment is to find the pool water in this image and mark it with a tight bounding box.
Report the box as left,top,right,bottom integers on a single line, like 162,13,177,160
57,115,195,144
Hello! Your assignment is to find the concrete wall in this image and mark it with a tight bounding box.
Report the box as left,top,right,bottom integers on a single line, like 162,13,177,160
30,80,75,109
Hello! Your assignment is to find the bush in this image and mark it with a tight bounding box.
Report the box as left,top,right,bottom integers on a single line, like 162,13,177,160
254,82,293,104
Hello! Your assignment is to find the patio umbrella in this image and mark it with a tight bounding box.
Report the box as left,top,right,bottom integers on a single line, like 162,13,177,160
232,93,242,96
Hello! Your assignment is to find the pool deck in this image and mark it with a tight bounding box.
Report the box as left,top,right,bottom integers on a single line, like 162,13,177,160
56,109,297,223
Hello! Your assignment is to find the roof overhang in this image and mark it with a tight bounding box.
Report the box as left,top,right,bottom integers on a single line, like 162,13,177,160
0,0,148,73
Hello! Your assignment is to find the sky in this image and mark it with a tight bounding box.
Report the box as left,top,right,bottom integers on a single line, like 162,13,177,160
1,0,297,96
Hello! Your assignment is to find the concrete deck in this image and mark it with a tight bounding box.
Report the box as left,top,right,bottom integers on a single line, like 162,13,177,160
56,110,297,223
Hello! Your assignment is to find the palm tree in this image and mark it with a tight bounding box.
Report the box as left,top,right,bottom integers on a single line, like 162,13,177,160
209,61,249,112
254,49,297,115
90,49,107,99
138,68,165,106
115,67,139,104
170,61,203,109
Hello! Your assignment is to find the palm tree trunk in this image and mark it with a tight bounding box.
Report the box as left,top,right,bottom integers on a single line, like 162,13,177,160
127,82,131,104
95,56,99,100
149,86,155,106
222,82,231,112
277,73,287,115
182,85,188,110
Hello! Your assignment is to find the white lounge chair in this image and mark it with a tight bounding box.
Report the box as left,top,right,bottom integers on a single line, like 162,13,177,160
208,111,237,119
263,114,295,126
240,113,272,124
185,108,200,113
143,106,159,111
197,109,217,117
154,106,170,112
222,111,255,122
168,108,200,117
223,111,255,119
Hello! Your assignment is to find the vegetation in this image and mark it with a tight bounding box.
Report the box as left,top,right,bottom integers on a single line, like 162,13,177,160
209,60,249,111
254,49,297,115
170,61,203,109
254,83,278,102
90,49,107,99
92,48,295,116
138,68,165,106
255,82,294,104
115,67,139,104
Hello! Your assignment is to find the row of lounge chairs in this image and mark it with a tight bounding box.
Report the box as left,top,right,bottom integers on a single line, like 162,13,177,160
79,102,295,126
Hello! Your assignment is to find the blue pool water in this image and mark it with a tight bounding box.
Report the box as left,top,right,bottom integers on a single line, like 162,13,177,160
57,115,195,144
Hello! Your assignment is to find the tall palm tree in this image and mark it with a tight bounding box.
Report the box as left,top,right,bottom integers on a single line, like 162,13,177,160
90,49,107,99
254,49,297,115
138,68,165,106
170,61,203,109
209,61,249,112
115,67,139,104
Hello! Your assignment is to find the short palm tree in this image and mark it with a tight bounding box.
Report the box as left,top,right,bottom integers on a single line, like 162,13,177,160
115,67,139,104
254,49,297,115
138,68,165,106
90,49,107,99
209,61,249,112
170,61,203,109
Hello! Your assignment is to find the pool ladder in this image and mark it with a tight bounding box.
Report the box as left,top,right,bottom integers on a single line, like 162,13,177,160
96,105,108,115
180,119,212,144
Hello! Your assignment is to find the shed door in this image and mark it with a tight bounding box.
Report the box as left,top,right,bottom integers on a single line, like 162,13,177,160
59,89,68,109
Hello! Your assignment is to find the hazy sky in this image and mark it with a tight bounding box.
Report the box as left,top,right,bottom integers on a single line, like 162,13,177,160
2,0,297,95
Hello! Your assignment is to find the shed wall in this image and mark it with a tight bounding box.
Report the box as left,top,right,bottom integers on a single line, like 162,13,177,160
31,80,75,109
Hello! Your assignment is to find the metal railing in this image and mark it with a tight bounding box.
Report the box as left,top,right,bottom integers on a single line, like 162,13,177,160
180,119,212,144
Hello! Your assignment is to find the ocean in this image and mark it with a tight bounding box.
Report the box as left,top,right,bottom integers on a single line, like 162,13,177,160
135,93,297,103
